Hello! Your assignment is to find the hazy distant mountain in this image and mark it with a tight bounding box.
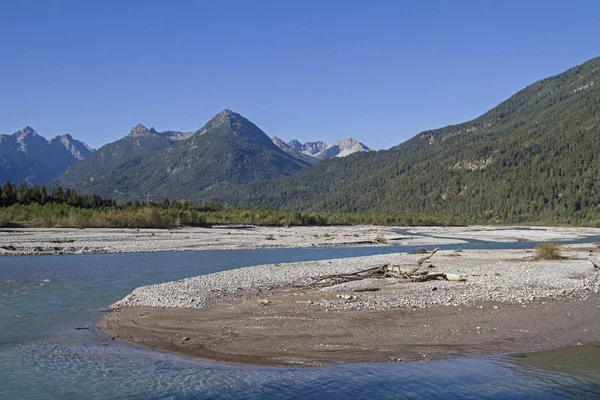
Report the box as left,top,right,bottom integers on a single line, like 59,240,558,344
288,139,327,156
54,110,310,201
272,137,373,160
0,127,94,185
313,138,374,159
215,57,600,224
271,137,319,164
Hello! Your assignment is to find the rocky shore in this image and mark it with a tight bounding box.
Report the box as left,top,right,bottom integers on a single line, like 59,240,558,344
99,244,600,366
2,225,599,256
0,226,459,256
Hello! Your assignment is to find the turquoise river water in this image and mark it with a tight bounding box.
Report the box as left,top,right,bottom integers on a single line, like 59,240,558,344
2,239,600,399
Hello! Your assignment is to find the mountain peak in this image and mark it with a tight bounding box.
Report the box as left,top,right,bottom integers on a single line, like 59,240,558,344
127,123,155,138
197,109,243,135
51,133,95,160
272,137,371,159
1,127,94,185
14,126,41,144
16,126,38,137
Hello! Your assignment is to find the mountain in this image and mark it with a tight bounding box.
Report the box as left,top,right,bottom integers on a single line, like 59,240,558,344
214,57,600,224
313,138,373,159
272,137,372,160
271,137,318,165
50,134,94,161
52,124,177,194
54,110,310,201
290,139,327,156
0,127,94,185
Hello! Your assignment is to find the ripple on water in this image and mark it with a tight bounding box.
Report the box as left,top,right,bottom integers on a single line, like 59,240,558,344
3,247,600,399
1,340,600,399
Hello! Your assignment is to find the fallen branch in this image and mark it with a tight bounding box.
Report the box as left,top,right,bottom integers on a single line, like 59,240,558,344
296,248,454,289
297,264,389,289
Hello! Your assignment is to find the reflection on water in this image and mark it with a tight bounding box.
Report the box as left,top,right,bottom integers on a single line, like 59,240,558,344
2,244,600,399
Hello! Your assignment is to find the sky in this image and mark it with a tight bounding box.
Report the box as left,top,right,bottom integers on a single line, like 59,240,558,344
1,1,599,150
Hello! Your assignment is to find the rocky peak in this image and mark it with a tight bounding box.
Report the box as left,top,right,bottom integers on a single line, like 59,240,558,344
159,130,195,141
15,126,39,142
22,126,37,135
52,134,94,160
302,141,327,156
272,136,372,160
338,138,359,146
272,136,286,146
220,109,234,117
287,139,303,152
315,138,373,159
127,124,160,138
197,109,241,135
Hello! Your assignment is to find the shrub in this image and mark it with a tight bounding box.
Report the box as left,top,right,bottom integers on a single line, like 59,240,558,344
376,235,389,244
534,243,562,260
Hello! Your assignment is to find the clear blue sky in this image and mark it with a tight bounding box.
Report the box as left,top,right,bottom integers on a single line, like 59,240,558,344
1,0,598,150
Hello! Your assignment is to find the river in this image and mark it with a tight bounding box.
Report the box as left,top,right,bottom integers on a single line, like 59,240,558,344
1,241,600,399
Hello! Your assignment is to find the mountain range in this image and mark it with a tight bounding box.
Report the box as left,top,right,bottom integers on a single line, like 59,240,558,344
211,56,600,224
3,115,371,192
5,56,600,224
272,137,372,160
52,110,313,201
0,127,94,185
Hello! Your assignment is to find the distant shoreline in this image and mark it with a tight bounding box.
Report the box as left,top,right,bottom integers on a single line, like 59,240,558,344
2,225,600,256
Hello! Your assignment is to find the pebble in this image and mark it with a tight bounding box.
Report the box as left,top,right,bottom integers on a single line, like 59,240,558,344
109,249,600,312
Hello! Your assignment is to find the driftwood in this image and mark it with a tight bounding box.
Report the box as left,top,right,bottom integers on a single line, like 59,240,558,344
298,247,464,288
407,247,439,276
298,264,389,289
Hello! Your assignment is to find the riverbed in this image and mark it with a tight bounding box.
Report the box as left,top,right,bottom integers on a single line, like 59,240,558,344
3,225,600,256
2,228,600,398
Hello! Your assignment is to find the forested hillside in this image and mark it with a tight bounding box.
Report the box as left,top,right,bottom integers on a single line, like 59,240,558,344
215,57,600,225
54,110,310,201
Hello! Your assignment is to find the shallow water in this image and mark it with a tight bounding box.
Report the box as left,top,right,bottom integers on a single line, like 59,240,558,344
2,243,600,399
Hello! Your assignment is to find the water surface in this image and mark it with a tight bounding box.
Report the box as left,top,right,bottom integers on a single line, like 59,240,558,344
2,241,600,399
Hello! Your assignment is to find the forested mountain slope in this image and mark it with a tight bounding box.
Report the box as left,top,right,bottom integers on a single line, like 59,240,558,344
55,110,310,201
216,57,600,224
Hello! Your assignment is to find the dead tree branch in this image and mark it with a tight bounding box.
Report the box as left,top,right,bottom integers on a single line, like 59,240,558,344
295,247,460,289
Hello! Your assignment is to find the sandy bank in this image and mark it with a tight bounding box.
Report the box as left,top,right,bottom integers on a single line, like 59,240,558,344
3,225,600,256
99,246,600,366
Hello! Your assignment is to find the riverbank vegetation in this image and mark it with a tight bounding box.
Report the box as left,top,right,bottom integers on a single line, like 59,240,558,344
534,243,563,260
0,182,461,228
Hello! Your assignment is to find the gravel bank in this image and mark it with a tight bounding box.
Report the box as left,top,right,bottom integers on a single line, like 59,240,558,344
111,247,600,311
3,225,600,256
0,226,462,256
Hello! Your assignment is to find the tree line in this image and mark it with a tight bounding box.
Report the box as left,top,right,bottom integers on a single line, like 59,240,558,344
0,181,461,229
